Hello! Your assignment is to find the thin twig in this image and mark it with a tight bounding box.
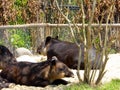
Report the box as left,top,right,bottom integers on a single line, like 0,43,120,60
84,0,97,84
54,0,79,46
96,4,114,85
77,43,83,82
80,0,86,46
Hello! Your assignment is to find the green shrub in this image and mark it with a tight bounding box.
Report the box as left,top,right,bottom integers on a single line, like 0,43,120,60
10,29,31,48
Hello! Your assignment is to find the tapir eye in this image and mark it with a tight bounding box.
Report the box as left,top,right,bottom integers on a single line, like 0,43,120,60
58,68,64,71
4,52,8,55
58,65,66,72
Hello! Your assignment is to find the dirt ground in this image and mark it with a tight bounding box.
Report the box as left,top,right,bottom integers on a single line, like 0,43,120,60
2,84,67,90
2,54,120,90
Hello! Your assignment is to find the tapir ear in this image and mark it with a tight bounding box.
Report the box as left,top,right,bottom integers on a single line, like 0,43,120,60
0,45,3,54
45,36,52,46
55,36,58,39
51,59,56,65
0,45,2,54
51,56,58,65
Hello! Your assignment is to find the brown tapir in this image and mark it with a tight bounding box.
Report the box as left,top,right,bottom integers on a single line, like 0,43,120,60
37,36,103,69
0,45,74,87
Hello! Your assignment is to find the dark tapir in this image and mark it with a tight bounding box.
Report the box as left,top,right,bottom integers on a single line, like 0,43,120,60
37,36,103,69
0,45,73,87
0,45,16,67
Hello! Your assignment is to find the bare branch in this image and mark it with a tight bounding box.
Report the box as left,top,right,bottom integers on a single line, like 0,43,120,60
54,0,79,45
96,3,114,85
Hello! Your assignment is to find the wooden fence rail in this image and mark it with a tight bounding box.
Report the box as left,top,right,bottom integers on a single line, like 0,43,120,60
0,23,120,30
